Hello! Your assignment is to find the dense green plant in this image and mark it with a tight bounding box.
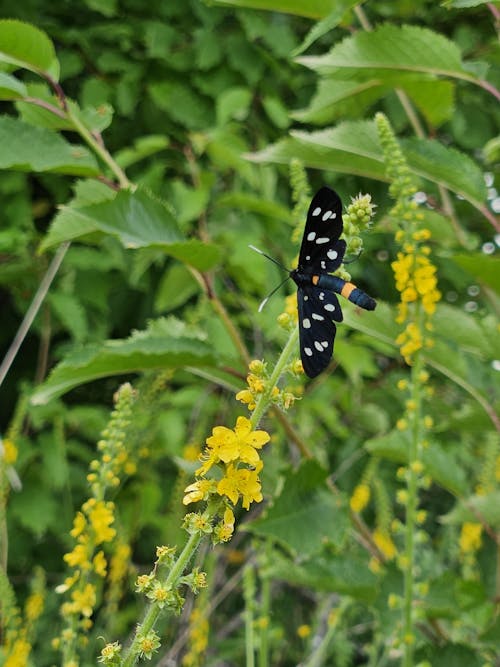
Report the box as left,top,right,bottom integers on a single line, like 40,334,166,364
0,1,499,666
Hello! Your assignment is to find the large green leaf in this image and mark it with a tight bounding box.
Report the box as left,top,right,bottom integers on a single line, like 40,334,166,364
0,116,99,176
40,189,221,270
296,24,473,82
293,76,454,127
247,460,350,556
212,0,341,19
0,19,59,79
31,318,220,404
249,121,487,210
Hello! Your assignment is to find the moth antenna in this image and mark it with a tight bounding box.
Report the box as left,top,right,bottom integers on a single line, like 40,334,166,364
258,275,290,312
249,245,289,272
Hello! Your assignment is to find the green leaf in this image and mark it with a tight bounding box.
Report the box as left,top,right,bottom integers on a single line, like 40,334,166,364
292,79,387,125
416,643,483,667
249,121,487,210
31,318,220,404
115,134,170,169
452,254,500,293
441,492,500,528
40,189,221,271
403,136,486,209
268,550,378,601
247,460,350,556
443,0,492,6
366,431,467,495
400,78,455,126
212,0,341,19
154,263,200,313
216,86,252,126
0,116,99,176
248,122,387,180
216,191,291,223
0,19,59,79
0,71,27,99
292,1,359,56
296,24,473,82
293,75,454,127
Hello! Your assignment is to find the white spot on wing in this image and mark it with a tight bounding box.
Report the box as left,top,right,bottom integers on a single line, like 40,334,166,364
314,341,324,351
312,313,324,321
322,210,332,221
319,292,325,300
312,207,321,216
303,318,311,329
321,261,326,269
304,347,313,356
324,303,335,312
306,255,311,261
307,232,316,241
316,237,329,244
304,295,308,301
327,249,338,260
321,341,328,347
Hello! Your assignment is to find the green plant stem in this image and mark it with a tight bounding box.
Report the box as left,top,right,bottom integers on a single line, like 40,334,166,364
250,326,299,429
402,321,424,667
66,106,131,189
258,544,271,667
121,530,203,667
243,564,256,667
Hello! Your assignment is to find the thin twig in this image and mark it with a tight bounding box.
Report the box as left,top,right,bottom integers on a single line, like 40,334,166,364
0,242,70,389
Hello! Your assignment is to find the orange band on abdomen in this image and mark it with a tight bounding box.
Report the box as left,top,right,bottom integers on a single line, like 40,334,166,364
341,282,356,300
312,275,320,285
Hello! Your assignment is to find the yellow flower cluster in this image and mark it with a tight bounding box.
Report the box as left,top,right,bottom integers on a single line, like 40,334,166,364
182,607,209,667
459,522,482,554
184,416,270,523
55,383,135,661
236,358,301,413
236,360,276,411
392,234,441,364
350,483,371,513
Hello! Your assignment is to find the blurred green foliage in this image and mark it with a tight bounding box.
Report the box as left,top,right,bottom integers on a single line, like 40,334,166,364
0,0,499,665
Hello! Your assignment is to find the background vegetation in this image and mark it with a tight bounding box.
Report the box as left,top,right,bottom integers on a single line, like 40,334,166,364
0,1,499,665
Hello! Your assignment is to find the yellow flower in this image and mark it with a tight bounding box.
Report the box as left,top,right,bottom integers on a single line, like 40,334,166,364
88,501,116,545
25,592,44,622
70,512,86,539
201,417,270,471
64,543,91,570
3,438,18,465
93,550,107,577
373,528,397,560
183,479,216,505
297,624,311,638
99,642,121,662
350,483,371,513
71,583,96,617
5,637,31,667
283,293,298,323
459,522,482,553
217,464,263,509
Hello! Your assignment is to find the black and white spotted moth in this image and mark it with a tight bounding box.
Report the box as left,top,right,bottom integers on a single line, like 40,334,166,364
290,187,376,377
253,187,376,378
